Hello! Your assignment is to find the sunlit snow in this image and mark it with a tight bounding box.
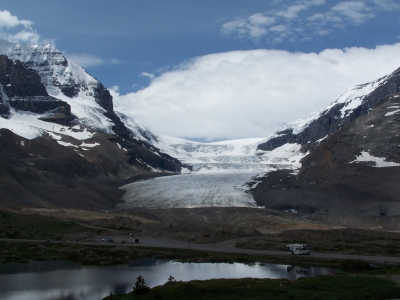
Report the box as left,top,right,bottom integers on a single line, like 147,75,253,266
57,141,78,147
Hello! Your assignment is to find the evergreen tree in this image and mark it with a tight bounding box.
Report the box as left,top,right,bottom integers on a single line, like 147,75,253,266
133,275,150,295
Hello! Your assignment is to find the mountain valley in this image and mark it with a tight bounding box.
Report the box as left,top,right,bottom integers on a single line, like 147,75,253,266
0,39,400,233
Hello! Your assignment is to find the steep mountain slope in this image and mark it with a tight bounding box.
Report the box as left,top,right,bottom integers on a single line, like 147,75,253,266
0,41,183,209
258,67,400,152
252,87,400,229
0,41,182,173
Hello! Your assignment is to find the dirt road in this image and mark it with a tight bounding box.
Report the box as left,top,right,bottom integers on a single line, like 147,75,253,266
1,237,400,263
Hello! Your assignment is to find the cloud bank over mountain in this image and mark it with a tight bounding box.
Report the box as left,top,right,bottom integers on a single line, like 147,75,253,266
112,43,400,141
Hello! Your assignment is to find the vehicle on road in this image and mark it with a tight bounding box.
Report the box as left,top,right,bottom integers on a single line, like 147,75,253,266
102,237,113,243
286,244,310,255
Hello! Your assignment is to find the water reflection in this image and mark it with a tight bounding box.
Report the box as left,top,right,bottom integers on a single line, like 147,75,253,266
0,258,341,300
0,260,81,275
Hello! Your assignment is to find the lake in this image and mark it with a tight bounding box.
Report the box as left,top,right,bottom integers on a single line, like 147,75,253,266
0,258,342,300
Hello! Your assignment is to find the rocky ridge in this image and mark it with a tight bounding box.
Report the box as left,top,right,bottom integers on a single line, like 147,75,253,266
0,55,70,119
258,67,400,152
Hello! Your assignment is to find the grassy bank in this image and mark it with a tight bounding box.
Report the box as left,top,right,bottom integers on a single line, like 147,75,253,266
0,240,347,267
103,275,400,300
0,210,94,240
235,229,400,256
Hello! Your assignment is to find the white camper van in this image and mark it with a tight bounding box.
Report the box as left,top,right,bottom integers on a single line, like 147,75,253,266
286,244,310,255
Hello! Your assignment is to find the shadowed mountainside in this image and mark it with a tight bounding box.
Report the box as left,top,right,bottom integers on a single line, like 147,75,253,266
252,91,400,229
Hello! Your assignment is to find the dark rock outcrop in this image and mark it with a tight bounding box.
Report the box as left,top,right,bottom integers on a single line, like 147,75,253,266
0,96,9,116
106,135,184,173
0,55,72,116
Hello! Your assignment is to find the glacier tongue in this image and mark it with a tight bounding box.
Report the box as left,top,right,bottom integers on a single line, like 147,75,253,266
119,136,306,208
118,173,260,209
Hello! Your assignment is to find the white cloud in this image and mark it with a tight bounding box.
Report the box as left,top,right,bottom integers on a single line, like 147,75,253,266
112,43,400,141
110,58,123,65
141,72,155,79
111,85,119,92
0,10,42,44
66,54,105,68
372,0,400,11
222,1,400,44
270,25,287,32
276,4,309,19
0,10,20,28
222,0,325,41
248,13,275,26
65,54,122,68
222,14,275,40
330,1,374,25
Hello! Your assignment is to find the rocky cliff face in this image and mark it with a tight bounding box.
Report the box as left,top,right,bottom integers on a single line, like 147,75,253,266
258,68,400,152
0,40,121,133
0,55,70,118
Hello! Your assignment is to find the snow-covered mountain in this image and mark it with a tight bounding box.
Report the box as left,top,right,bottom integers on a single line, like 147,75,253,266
0,41,184,209
0,40,182,173
251,68,400,229
252,90,400,227
258,67,400,152
0,40,165,145
0,40,115,134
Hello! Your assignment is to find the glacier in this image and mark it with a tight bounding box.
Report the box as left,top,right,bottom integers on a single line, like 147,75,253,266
119,137,306,208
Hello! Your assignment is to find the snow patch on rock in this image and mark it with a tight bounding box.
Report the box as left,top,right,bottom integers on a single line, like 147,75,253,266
350,151,400,167
385,109,400,117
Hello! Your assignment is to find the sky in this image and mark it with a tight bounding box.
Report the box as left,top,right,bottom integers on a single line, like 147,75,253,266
1,0,400,141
